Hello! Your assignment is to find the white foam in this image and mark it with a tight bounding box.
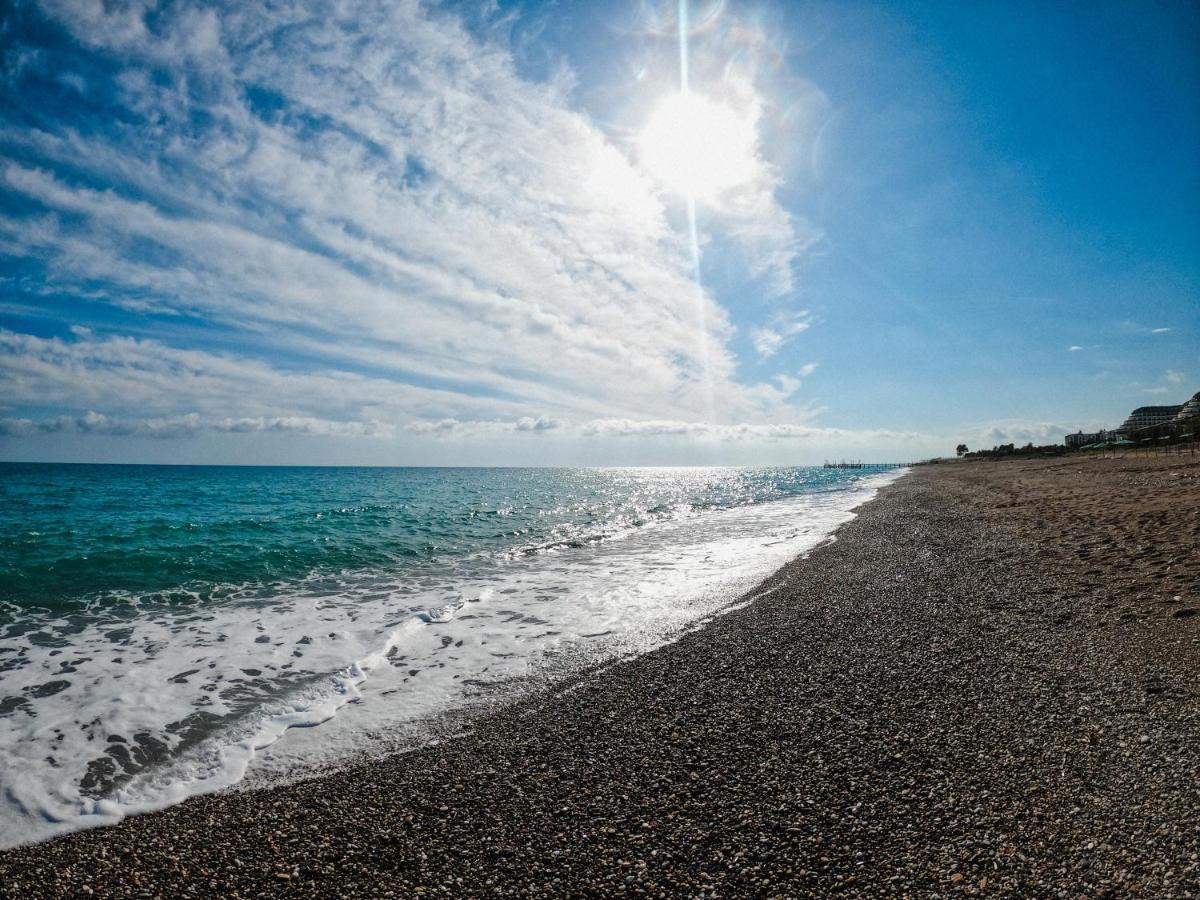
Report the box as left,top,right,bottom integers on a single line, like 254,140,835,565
0,469,905,848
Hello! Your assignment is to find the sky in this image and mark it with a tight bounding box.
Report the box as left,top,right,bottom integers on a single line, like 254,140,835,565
0,0,1196,466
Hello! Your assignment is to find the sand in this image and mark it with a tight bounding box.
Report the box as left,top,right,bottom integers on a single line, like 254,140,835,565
1,454,1197,896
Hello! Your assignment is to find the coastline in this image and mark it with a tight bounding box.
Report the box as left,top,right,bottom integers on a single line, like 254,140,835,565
0,466,893,849
2,456,1198,895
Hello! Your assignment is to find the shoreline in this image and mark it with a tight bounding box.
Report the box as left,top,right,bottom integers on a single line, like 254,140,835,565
0,466,894,851
2,456,1198,895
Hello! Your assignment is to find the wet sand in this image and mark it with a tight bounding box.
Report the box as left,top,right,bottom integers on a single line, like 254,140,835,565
2,454,1198,896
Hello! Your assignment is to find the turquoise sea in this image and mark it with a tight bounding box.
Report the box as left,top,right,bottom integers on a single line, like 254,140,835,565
0,463,902,847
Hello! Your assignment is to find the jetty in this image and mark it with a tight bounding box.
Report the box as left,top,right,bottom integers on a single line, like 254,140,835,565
823,460,908,469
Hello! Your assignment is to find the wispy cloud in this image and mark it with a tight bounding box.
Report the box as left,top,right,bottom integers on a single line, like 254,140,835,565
576,418,923,443
751,310,814,359
0,328,926,450
615,4,825,299
1067,345,1083,352
1120,320,1171,335
0,0,819,449
0,329,514,425
1166,369,1185,384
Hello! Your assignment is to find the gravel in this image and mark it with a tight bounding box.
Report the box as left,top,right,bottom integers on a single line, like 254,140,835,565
2,458,1197,897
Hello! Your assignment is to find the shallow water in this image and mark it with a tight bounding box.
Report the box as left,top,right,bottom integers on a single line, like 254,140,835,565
0,463,904,847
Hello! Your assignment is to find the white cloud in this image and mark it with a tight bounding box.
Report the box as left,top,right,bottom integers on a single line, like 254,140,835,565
750,328,784,359
0,328,526,424
2,327,923,450
0,0,820,446
0,411,392,439
968,420,1075,447
404,417,562,437
515,416,561,432
0,406,932,451
616,6,823,298
1166,369,1185,384
751,310,814,359
1068,345,1083,352
1142,387,1170,395
578,418,922,444
1121,321,1172,335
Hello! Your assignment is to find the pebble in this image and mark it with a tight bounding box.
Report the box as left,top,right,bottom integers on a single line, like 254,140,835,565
1,459,1197,896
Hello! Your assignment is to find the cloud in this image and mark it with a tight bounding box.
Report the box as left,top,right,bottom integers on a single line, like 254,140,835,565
1,328,846,452
0,401,927,449
0,418,35,436
0,328,548,431
751,310,814,359
0,410,562,440
616,4,824,298
0,411,392,439
404,417,561,437
515,416,561,432
576,418,923,444
1068,345,1083,352
1166,370,1185,384
969,420,1075,447
750,329,784,359
0,0,818,447
1120,321,1171,335
1141,387,1170,395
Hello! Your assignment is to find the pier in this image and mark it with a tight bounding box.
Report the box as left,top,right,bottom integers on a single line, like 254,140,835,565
822,461,909,469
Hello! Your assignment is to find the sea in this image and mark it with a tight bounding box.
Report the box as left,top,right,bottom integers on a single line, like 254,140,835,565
0,462,904,848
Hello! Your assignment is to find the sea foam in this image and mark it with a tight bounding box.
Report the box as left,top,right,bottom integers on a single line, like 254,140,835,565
0,467,904,847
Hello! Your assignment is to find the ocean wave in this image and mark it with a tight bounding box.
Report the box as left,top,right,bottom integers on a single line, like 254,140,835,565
0,465,906,848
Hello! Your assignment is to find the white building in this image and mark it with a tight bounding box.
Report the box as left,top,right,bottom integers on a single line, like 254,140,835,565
1174,391,1200,424
1065,430,1109,448
1117,405,1184,432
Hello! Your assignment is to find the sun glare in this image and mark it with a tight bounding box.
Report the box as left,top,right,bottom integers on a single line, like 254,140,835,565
638,92,758,202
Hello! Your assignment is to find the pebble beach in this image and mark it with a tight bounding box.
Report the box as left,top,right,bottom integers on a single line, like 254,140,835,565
2,454,1198,897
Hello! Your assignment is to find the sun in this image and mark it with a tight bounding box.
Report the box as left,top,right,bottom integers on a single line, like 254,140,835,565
638,92,758,203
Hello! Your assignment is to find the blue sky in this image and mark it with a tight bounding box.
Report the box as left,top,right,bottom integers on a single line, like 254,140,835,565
0,0,1196,465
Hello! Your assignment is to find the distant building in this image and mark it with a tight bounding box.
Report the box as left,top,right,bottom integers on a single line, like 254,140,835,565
1071,392,1199,447
1174,391,1200,424
1065,430,1110,448
1117,405,1184,433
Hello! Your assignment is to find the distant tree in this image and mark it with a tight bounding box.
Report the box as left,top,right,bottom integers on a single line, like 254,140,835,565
956,443,968,456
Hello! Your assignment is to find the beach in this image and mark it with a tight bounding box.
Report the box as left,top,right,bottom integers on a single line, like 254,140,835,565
2,455,1198,896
